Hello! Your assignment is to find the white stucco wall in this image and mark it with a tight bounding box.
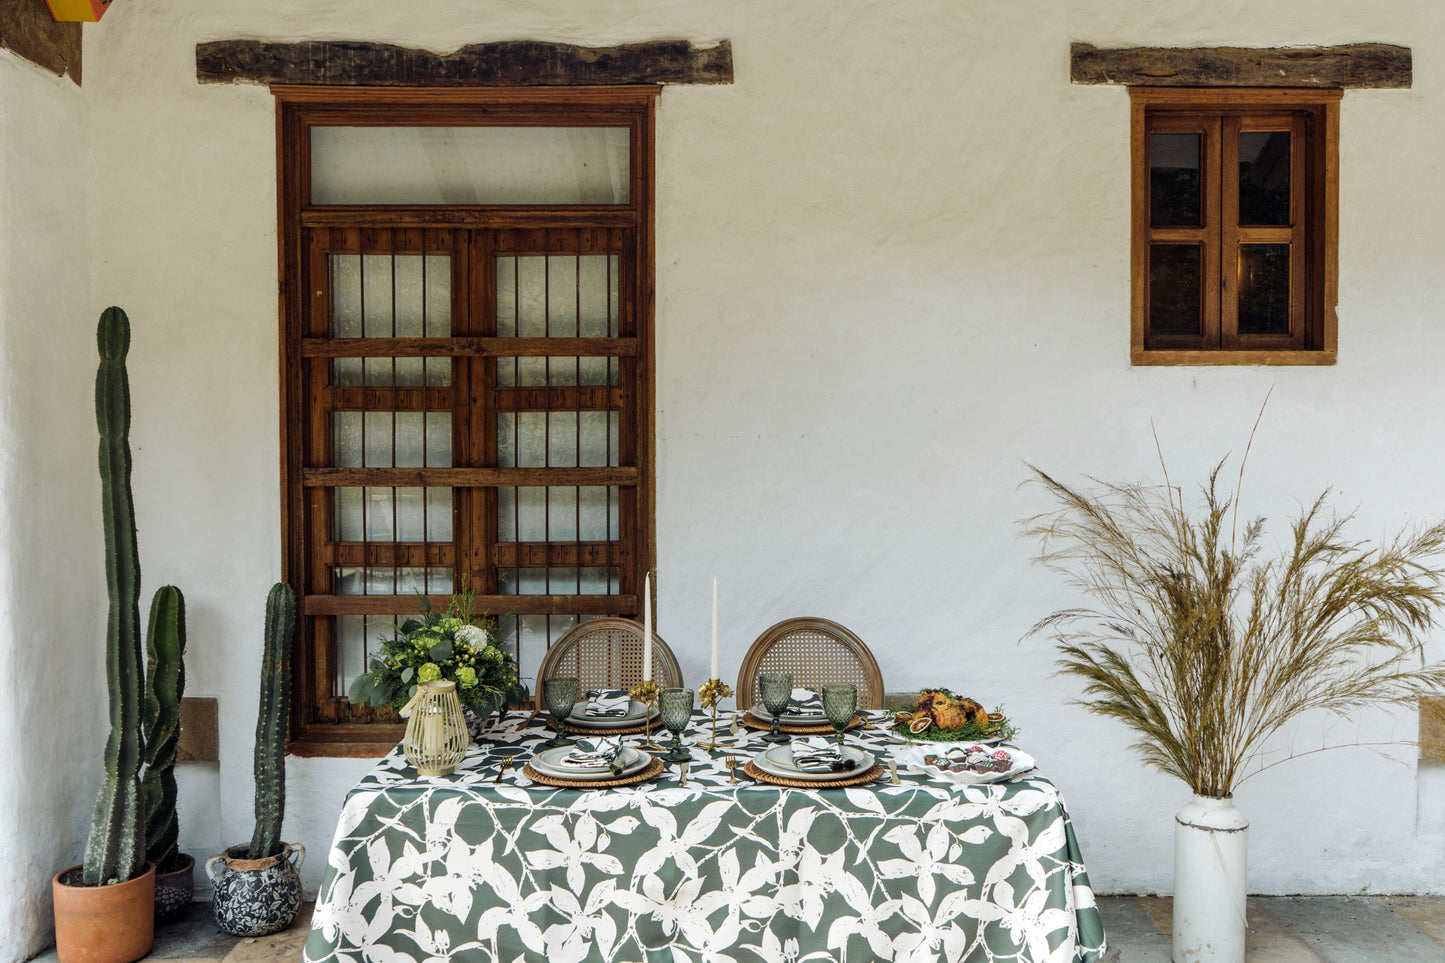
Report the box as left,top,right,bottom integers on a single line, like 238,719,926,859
0,50,104,961
4,4,1442,943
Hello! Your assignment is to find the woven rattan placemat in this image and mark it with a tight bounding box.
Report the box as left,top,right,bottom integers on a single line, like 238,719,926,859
521,753,665,789
741,758,886,789
547,714,661,738
739,712,863,734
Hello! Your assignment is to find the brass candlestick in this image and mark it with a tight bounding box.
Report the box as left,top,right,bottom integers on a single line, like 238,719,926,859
629,680,663,750
697,678,733,750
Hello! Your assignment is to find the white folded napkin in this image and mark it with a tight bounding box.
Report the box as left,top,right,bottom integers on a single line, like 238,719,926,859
563,737,626,772
584,690,632,717
788,688,823,713
791,736,846,773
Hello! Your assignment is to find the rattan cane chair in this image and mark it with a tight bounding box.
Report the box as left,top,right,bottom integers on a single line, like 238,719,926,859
735,617,884,711
534,617,683,709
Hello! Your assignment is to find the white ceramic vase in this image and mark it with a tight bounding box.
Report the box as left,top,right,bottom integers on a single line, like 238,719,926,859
1173,794,1249,963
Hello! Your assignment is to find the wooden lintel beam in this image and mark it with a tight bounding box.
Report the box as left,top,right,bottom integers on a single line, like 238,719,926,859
197,38,733,87
1071,42,1411,89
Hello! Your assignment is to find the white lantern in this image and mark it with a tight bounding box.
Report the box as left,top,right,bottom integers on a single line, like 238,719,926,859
401,680,470,776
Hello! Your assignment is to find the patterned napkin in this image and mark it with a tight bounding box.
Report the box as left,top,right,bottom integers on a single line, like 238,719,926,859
788,688,823,714
563,737,627,774
584,690,633,717
791,736,846,773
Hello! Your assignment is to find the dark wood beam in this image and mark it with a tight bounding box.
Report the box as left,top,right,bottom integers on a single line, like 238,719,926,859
1071,42,1410,89
0,0,81,84
197,38,732,87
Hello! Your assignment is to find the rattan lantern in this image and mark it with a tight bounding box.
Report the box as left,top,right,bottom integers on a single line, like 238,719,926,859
401,680,470,776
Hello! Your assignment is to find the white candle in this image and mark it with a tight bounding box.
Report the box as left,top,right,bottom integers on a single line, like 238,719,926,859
710,577,720,680
642,572,653,682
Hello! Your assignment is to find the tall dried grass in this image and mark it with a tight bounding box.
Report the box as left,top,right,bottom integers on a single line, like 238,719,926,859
1026,460,1445,798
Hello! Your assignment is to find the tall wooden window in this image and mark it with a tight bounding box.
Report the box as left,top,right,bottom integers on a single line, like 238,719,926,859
1131,88,1338,365
275,87,656,755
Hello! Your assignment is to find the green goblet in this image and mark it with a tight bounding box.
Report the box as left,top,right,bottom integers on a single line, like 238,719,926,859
544,676,580,748
758,672,793,744
822,683,858,747
659,687,695,763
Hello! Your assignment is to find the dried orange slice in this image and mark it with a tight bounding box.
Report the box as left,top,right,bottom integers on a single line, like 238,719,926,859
909,715,932,734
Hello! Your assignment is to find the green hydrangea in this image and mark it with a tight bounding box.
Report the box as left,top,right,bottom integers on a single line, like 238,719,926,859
418,662,442,683
456,667,478,687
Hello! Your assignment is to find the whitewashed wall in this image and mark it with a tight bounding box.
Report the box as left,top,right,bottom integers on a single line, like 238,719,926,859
6,3,1445,952
0,52,104,960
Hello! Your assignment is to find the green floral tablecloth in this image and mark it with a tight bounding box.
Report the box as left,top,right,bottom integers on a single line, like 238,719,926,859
303,711,1106,963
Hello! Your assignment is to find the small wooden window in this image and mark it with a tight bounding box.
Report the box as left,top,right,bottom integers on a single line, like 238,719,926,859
275,87,657,756
1131,88,1339,365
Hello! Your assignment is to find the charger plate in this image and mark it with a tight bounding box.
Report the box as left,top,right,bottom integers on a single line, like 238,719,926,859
741,758,885,789
740,712,863,734
522,753,664,790
548,716,657,737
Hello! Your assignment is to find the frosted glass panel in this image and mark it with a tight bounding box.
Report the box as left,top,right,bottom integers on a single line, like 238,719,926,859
496,255,618,338
498,567,618,596
330,254,450,338
334,487,452,542
335,614,400,698
497,356,618,388
334,567,454,596
495,412,619,469
333,412,451,468
312,127,629,205
496,486,618,541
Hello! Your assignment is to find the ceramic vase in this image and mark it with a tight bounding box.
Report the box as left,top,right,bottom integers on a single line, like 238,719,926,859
1173,794,1248,963
207,843,305,937
153,853,194,923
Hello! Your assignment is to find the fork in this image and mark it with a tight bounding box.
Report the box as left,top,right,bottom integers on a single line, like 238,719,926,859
678,762,690,788
494,755,513,785
724,754,739,785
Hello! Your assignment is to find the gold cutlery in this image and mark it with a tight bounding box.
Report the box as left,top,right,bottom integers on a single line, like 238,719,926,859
494,755,513,785
724,754,740,785
678,762,689,788
888,758,900,786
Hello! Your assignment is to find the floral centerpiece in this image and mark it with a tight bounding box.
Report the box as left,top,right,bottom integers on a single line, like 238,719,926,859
347,589,527,721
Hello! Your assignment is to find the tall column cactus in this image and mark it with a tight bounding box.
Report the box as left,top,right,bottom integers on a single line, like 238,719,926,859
249,582,295,859
142,585,186,872
83,306,147,886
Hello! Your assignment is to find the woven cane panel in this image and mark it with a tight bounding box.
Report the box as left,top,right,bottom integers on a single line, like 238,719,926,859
537,618,681,704
738,618,884,711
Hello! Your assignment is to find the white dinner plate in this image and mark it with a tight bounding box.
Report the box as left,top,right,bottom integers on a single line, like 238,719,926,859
529,746,648,780
750,703,829,724
752,744,874,782
564,700,659,729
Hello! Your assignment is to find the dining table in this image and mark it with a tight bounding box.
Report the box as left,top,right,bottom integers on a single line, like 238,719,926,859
301,707,1107,963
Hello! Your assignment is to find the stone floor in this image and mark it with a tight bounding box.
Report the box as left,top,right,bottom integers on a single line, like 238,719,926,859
26,896,1445,961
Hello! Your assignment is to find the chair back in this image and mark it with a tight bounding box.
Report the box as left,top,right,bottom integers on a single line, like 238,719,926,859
736,617,884,711
535,617,682,708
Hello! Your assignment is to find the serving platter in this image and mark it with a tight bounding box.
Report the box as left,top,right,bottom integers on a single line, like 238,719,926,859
897,743,1036,785
752,744,875,783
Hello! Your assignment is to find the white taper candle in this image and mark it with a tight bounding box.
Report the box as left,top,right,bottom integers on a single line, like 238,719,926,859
643,572,653,682
711,577,720,680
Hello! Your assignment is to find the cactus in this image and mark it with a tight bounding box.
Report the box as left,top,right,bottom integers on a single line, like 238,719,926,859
142,585,187,872
249,582,295,859
83,306,147,886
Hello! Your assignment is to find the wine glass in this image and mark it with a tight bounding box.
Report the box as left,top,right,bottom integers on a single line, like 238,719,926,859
758,672,793,744
659,688,694,763
822,683,858,748
543,676,580,748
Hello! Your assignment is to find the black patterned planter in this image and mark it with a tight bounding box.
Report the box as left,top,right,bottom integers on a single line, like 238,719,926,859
155,852,195,922
206,842,305,937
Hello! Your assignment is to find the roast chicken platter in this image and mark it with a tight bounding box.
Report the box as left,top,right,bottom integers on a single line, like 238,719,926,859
889,688,1013,742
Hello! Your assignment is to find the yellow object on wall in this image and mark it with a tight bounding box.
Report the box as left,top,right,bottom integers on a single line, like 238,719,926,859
45,0,113,22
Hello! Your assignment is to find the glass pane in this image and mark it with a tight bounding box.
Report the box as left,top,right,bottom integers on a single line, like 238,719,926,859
1148,245,1202,337
496,486,618,542
496,255,618,339
333,413,452,468
330,252,451,388
1238,244,1291,335
1238,131,1291,226
497,567,620,596
1150,133,1201,228
497,356,618,388
334,487,452,542
311,126,629,205
334,567,454,596
335,614,401,698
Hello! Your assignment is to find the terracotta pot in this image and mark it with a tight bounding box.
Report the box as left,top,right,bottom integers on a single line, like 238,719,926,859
154,853,194,923
207,842,305,937
52,863,155,963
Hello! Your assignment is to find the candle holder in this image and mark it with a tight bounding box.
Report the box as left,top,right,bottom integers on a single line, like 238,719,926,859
629,680,664,750
697,678,732,749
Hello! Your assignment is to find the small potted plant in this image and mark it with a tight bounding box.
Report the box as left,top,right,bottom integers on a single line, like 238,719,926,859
207,582,304,937
1026,449,1445,963
347,585,527,737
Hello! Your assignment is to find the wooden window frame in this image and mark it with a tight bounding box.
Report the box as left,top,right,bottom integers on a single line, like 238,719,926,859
1130,87,1339,366
274,86,658,756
